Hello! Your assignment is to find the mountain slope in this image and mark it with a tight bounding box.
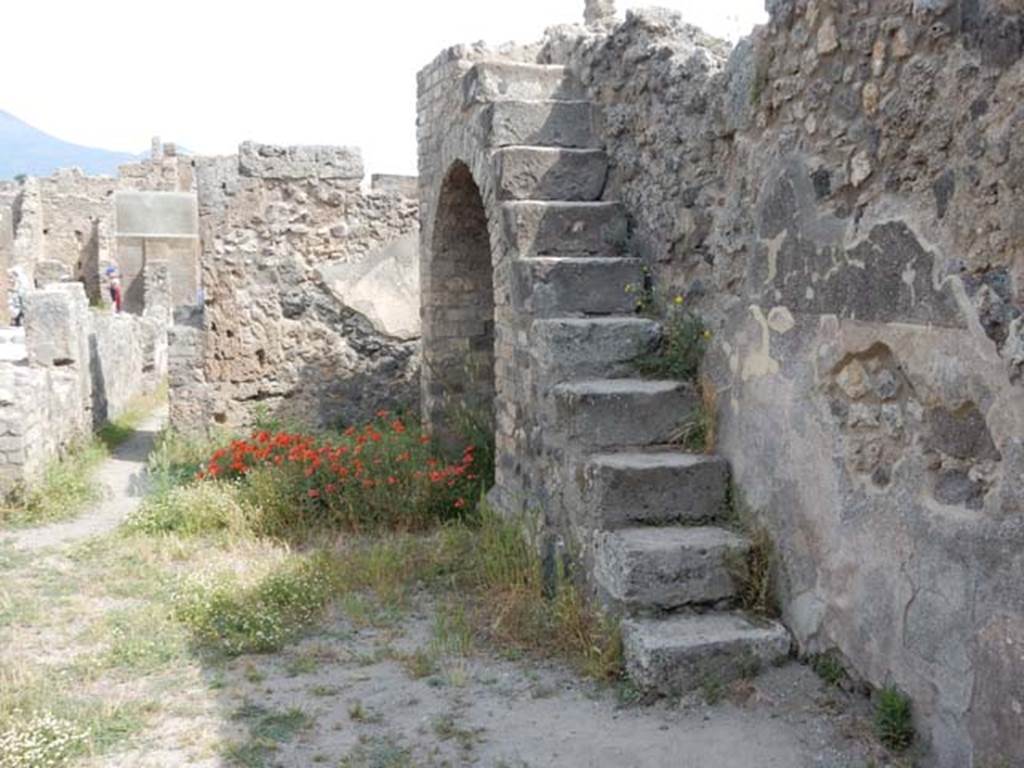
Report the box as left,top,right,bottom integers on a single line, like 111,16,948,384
0,110,137,179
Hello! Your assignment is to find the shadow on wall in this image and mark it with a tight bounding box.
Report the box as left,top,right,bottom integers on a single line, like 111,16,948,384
89,332,109,429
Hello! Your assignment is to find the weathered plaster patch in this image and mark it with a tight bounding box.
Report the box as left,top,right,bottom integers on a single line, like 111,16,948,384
767,306,796,334
741,305,780,381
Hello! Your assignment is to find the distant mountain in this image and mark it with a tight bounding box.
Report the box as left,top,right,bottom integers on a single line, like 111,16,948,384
0,110,138,180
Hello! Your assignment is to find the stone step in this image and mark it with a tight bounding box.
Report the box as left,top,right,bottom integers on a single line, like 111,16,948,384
464,61,585,104
494,147,608,202
623,612,791,695
552,379,699,449
501,201,629,259
579,451,731,529
530,317,660,382
512,257,641,317
484,100,598,148
594,526,749,613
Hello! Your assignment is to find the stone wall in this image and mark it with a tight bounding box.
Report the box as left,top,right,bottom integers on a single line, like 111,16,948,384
0,282,168,493
0,203,11,325
168,142,420,434
36,170,117,285
532,2,1023,764
0,142,195,304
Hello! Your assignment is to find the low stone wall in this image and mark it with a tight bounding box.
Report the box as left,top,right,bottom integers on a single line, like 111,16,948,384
0,283,168,494
168,142,421,434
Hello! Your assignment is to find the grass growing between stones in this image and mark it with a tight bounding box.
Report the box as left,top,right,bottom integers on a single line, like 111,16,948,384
724,484,781,619
0,439,108,528
627,286,710,384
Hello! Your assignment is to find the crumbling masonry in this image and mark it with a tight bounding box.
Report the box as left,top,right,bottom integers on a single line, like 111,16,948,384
417,1,1024,765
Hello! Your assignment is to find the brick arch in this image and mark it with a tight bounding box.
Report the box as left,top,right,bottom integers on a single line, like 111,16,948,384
420,161,497,452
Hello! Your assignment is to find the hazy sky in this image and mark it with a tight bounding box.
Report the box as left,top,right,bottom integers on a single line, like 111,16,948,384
1,1,766,176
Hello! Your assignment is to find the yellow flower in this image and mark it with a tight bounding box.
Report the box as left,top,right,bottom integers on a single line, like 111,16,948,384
673,295,684,305
702,330,713,339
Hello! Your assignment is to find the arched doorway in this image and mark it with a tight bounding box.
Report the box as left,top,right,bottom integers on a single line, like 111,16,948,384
421,162,496,475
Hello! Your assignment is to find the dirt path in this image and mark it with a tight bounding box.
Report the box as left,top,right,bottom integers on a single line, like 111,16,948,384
0,410,898,767
1,406,167,552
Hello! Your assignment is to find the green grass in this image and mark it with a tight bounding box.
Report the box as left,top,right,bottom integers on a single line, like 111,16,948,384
98,605,189,676
874,685,914,752
174,551,336,655
125,481,251,537
162,500,622,681
811,651,847,687
339,734,411,768
635,303,709,383
146,427,229,494
225,702,311,767
0,664,145,768
96,381,168,451
0,439,108,528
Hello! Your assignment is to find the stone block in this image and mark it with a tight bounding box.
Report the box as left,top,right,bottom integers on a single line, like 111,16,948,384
484,100,597,148
579,451,731,529
501,201,629,259
238,142,364,181
318,233,421,340
513,257,641,316
494,147,608,201
463,62,585,105
23,288,86,368
623,613,791,694
553,379,699,448
530,317,660,382
594,526,749,612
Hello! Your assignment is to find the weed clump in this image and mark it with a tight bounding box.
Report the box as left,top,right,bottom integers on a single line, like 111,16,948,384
724,485,780,618
626,285,711,384
0,712,88,768
174,553,335,655
811,651,847,687
0,440,107,527
441,509,623,681
125,482,250,537
874,685,914,752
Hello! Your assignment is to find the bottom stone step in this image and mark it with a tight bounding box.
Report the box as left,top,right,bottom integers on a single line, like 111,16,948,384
622,612,791,695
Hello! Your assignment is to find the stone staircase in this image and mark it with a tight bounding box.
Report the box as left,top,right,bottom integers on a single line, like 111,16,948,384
471,59,791,695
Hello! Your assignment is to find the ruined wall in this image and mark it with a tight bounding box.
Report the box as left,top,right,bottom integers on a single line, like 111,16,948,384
169,142,420,433
0,282,168,493
2,144,194,300
0,202,11,325
540,2,1024,764
36,169,116,285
